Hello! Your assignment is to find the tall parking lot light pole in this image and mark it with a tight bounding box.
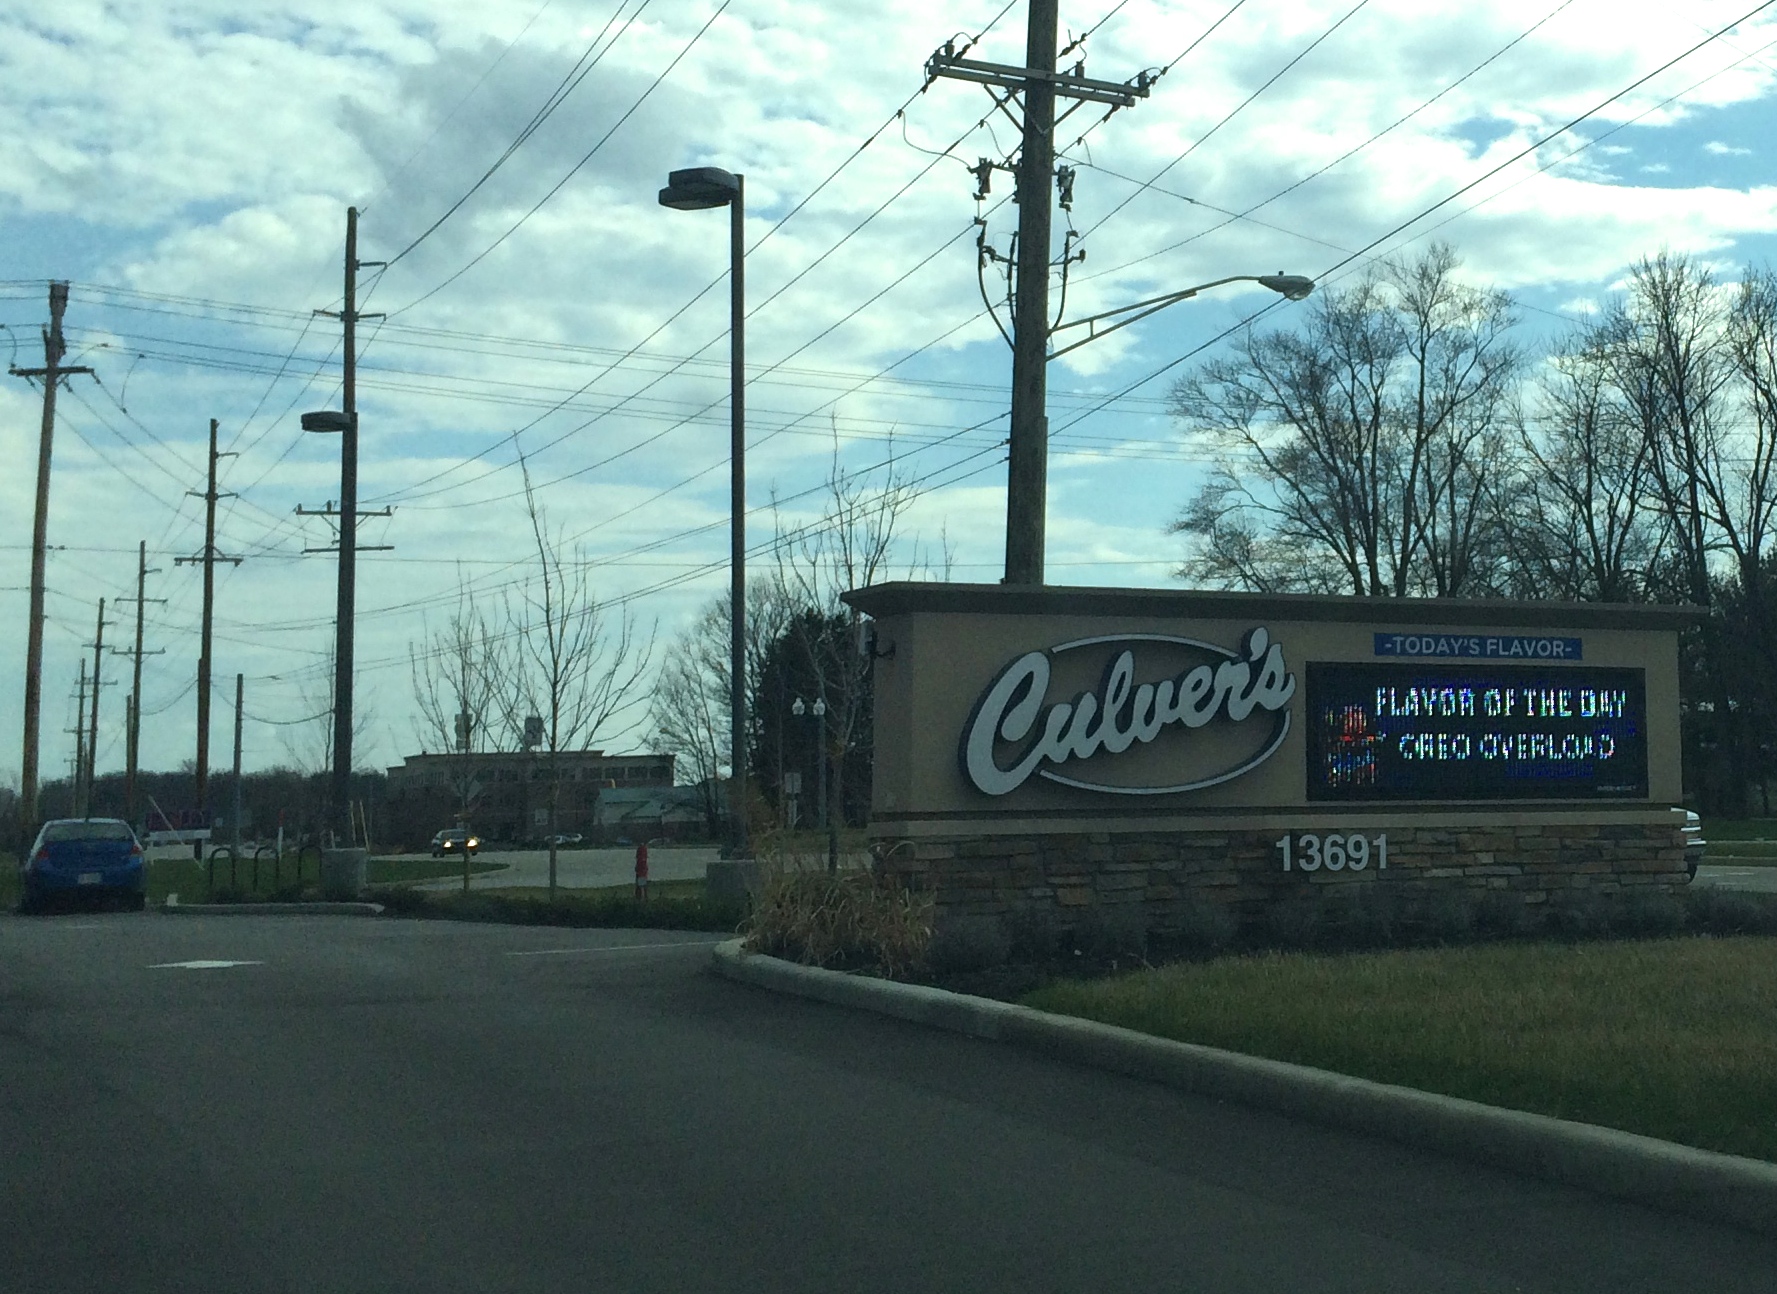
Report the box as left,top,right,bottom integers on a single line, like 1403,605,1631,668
659,166,748,858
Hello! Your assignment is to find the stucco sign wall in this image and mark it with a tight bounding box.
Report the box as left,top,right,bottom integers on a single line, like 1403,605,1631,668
844,582,1690,834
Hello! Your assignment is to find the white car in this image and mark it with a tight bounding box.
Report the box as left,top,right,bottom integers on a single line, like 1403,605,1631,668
1678,809,1705,881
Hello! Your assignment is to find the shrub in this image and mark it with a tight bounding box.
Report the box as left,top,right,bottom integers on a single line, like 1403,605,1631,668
1683,887,1777,936
1621,892,1685,937
742,867,933,979
1171,898,1239,955
1073,905,1149,962
1474,891,1536,940
1420,891,1477,944
926,916,1013,974
1264,898,1320,949
1548,894,1614,940
1003,907,1063,962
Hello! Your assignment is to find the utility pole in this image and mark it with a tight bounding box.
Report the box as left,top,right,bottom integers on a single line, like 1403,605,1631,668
926,5,1151,584
86,598,106,813
13,281,93,834
302,207,387,846
231,673,244,861
72,660,88,817
1006,0,1057,586
175,418,240,857
116,540,166,825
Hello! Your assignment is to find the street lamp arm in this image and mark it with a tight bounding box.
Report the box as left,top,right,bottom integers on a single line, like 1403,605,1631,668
1046,272,1314,362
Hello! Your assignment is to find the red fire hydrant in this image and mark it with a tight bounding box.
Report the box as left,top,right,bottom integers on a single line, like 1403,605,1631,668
634,840,649,901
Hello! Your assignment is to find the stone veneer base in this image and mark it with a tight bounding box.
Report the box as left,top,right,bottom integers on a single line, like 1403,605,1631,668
872,821,1689,931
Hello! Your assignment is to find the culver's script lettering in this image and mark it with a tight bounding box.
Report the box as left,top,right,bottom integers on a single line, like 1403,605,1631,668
962,628,1297,796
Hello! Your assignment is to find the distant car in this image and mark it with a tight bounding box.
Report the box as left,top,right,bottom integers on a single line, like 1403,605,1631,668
430,828,480,859
545,833,582,847
1676,808,1705,881
18,818,147,913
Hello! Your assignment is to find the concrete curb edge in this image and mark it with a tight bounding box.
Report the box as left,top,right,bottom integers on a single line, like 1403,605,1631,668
162,900,385,917
711,939,1777,1239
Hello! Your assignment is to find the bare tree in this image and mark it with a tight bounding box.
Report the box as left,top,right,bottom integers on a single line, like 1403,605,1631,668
1514,332,1662,603
1599,252,1736,609
505,460,652,900
1168,245,1521,597
409,581,507,890
648,580,793,837
770,440,937,866
282,636,377,783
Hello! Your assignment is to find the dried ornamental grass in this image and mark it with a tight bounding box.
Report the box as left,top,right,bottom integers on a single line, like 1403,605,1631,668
743,865,933,979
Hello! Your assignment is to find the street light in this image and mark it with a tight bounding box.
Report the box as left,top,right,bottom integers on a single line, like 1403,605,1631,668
1046,273,1316,360
659,165,749,860
1002,269,1315,584
302,405,358,850
791,695,836,874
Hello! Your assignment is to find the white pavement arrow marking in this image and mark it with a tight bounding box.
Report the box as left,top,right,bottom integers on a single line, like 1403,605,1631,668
149,960,265,969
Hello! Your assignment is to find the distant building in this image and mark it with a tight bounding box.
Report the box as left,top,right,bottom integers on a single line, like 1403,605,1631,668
384,749,675,846
593,783,721,841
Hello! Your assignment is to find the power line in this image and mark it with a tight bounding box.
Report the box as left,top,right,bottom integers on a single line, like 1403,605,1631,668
1049,0,1777,438
1068,0,1583,287
1071,0,1367,250
380,0,654,268
386,0,732,318
356,0,560,219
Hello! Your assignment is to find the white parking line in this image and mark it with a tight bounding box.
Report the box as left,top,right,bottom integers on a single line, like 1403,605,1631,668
505,939,725,958
149,960,265,969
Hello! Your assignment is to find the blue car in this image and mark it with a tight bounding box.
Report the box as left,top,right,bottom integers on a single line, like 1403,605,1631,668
18,818,148,913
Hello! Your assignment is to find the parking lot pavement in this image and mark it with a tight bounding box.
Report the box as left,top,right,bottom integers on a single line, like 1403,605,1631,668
1695,863,1777,893
411,845,719,891
2,910,1773,1294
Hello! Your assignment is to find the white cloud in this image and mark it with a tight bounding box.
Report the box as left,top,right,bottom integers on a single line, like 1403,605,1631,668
1705,140,1753,154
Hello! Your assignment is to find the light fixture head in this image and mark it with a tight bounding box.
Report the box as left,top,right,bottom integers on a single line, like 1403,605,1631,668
791,697,806,716
658,166,740,211
812,697,826,717
1256,273,1316,302
300,410,353,433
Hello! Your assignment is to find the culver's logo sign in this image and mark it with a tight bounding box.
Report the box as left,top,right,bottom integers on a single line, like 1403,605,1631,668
960,629,1296,796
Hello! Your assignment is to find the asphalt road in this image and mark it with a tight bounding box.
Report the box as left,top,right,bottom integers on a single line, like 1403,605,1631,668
2,911,1773,1293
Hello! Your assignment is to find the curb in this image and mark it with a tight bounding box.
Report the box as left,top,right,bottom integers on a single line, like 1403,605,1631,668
162,900,385,917
711,939,1777,1240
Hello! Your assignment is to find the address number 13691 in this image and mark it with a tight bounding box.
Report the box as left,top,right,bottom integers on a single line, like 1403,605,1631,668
1275,833,1388,872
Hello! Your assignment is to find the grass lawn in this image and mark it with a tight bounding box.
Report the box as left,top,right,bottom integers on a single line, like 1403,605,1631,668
1024,937,1777,1164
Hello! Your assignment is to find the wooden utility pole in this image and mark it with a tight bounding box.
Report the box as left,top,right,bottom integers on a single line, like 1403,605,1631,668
72,660,88,817
12,281,93,833
175,419,240,854
118,540,166,824
336,208,360,847
86,598,106,811
1005,0,1058,586
304,206,387,845
231,673,244,861
925,6,1151,585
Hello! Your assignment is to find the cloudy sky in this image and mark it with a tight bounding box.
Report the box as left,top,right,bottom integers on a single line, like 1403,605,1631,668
3,0,1776,786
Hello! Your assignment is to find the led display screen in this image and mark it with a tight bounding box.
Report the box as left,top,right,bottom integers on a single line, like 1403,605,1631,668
1306,663,1648,801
